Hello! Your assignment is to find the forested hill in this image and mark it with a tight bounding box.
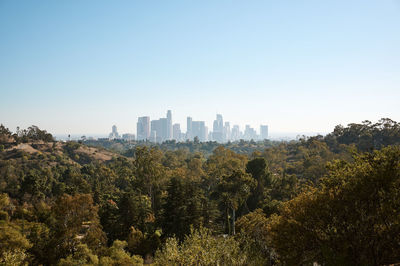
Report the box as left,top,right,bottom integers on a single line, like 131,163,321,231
0,119,400,265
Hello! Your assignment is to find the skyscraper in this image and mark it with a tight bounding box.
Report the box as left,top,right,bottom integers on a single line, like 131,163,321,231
173,123,181,141
150,130,157,143
224,122,230,142
244,125,257,140
231,125,240,141
212,114,224,142
260,125,269,140
151,118,168,142
166,110,172,140
160,118,168,141
109,125,120,139
186,117,193,140
149,110,173,142
192,121,206,141
151,119,161,142
137,116,150,141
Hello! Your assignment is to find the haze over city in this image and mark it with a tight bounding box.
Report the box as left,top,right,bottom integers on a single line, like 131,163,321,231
1,1,399,135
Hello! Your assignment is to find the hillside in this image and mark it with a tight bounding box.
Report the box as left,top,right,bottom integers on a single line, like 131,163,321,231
0,121,400,265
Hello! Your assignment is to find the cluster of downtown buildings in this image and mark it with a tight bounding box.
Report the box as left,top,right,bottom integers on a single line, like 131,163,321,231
109,110,268,143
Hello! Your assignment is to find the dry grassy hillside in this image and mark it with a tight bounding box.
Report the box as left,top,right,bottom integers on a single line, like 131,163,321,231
2,140,119,165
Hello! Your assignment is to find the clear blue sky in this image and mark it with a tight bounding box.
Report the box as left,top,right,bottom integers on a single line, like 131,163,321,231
1,0,399,135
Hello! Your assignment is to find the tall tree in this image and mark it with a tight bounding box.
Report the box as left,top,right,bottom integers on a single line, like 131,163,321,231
51,194,106,262
133,147,165,213
245,157,271,211
216,170,256,235
161,176,205,241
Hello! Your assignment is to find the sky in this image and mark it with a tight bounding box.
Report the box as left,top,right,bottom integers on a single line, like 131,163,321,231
1,0,399,136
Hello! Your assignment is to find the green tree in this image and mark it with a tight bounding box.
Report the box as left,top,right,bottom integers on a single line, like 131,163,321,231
118,192,153,238
100,240,143,266
236,209,275,265
0,249,29,266
0,215,31,266
133,147,165,213
21,168,52,200
206,147,253,234
268,146,400,265
57,243,99,266
51,194,106,262
215,170,256,235
245,157,271,211
161,176,205,241
155,227,245,265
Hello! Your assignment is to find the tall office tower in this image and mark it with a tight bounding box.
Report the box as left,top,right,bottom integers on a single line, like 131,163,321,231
150,130,157,143
109,125,120,139
137,116,150,141
244,125,257,140
166,110,172,140
160,118,168,142
212,114,224,142
260,125,269,140
208,131,213,141
192,121,206,142
150,119,166,142
186,117,193,140
224,122,231,142
173,123,181,141
151,120,161,142
231,125,240,141
112,125,118,135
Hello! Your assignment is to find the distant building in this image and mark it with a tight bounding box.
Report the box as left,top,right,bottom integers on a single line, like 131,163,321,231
173,123,181,141
224,122,230,142
122,133,135,141
152,118,168,142
260,125,269,140
186,117,193,140
208,131,213,141
150,120,160,142
244,125,257,140
150,130,157,143
192,121,206,142
150,119,165,143
137,116,150,141
109,125,120,139
166,110,172,140
231,125,240,141
212,114,224,142
150,110,172,142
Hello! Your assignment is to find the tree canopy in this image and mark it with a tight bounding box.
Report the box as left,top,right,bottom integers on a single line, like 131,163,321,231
1,120,400,265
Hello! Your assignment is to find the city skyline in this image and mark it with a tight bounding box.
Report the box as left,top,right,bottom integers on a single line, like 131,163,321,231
87,110,273,142
129,110,270,143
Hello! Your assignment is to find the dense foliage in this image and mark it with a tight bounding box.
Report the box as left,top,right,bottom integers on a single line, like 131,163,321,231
1,118,400,265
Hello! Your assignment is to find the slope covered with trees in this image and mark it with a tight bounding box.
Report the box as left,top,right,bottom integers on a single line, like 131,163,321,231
0,119,400,265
